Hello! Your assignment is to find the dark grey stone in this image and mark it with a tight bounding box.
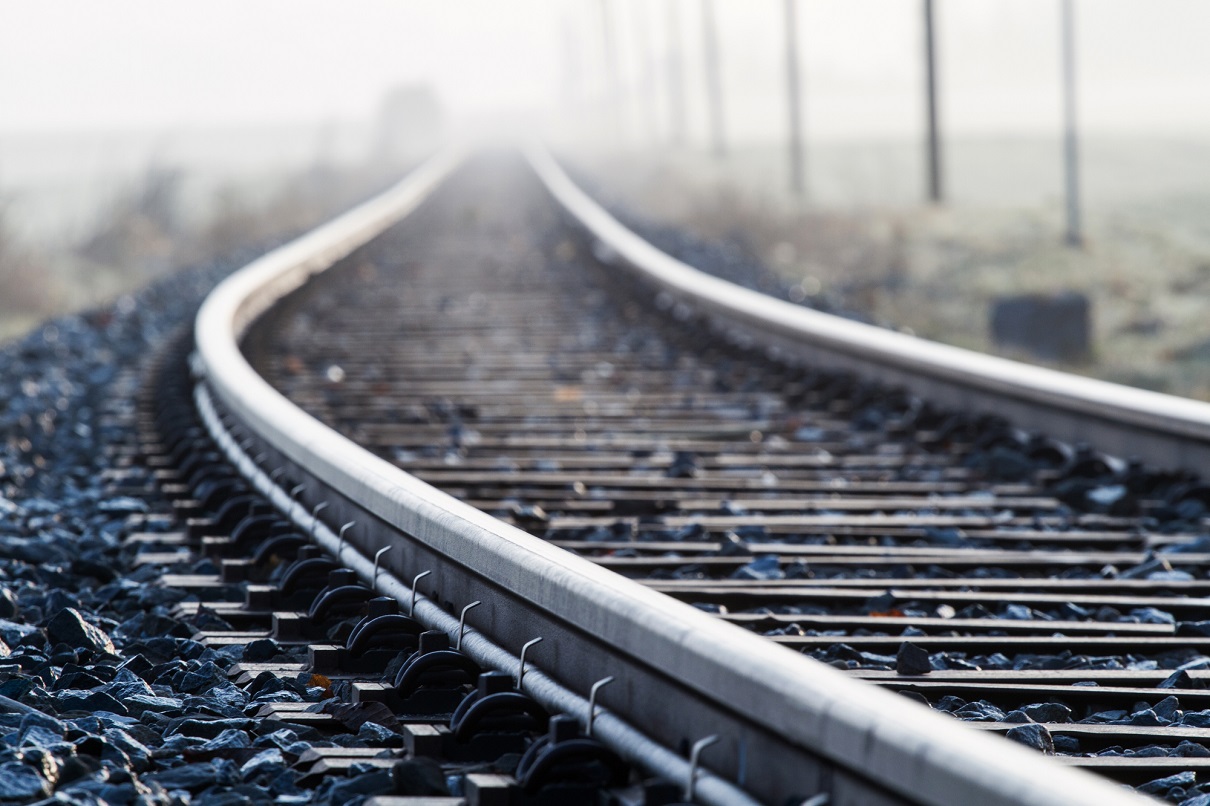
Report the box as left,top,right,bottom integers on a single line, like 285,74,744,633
165,717,254,739
1131,607,1176,625
56,754,101,787
1139,771,1196,795
895,642,931,676
1178,622,1210,637
243,638,280,663
857,651,896,667
54,670,104,691
175,660,229,695
318,770,393,805
730,554,783,581
716,531,752,557
0,619,37,648
45,608,114,655
104,676,155,701
50,689,128,716
1129,709,1166,726
955,701,1006,722
18,747,61,789
1155,695,1183,722
0,538,62,565
97,497,148,515
1001,604,1033,620
976,446,1034,482
187,608,232,632
1126,745,1167,758
0,760,50,799
200,729,251,752
206,681,250,710
240,748,285,779
391,759,453,796
146,760,239,792
896,690,930,707
103,728,151,772
0,591,19,620
935,695,967,712
1119,557,1168,580
1005,723,1054,754
155,734,202,756
1159,669,1201,689
116,654,154,681
17,711,65,738
124,694,184,715
356,721,398,744
200,784,281,805
17,724,63,751
1175,740,1210,757
1020,702,1073,723
1052,734,1080,753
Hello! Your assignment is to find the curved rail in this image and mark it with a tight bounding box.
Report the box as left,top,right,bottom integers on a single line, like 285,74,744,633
528,143,1210,473
194,147,1147,806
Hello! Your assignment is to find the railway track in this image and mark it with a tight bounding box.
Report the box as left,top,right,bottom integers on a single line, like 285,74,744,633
152,144,1210,805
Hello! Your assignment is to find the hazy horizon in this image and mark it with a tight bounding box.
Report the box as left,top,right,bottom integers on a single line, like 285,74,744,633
6,0,1210,244
4,0,1210,140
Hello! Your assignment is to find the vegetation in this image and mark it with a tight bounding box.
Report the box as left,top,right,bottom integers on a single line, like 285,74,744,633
0,158,387,344
0,197,60,338
574,150,1210,401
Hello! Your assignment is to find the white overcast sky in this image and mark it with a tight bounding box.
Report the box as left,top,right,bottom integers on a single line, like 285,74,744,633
0,0,564,131
2,0,1209,140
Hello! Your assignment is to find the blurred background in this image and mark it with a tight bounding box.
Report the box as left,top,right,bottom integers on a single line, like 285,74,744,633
4,0,1210,396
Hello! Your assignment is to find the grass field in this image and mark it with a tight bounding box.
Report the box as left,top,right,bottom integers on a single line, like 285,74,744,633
0,124,393,345
570,135,1210,400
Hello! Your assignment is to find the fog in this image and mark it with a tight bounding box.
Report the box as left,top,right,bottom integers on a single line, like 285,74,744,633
5,2,1210,187
0,0,562,132
5,0,1210,396
5,0,1210,229
5,0,1210,137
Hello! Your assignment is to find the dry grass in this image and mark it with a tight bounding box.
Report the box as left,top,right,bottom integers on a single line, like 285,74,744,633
572,149,1210,401
0,199,63,340
0,161,386,345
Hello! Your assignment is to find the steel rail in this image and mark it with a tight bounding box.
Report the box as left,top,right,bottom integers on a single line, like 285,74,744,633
193,147,1146,805
526,143,1210,473
192,382,757,806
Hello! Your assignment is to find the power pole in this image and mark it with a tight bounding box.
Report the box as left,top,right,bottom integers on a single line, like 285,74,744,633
634,0,659,143
600,0,622,144
666,0,687,146
559,14,580,115
701,0,726,157
923,0,942,203
1060,0,1083,247
784,0,805,196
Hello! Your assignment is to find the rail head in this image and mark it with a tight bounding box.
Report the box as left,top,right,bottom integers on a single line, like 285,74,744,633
526,143,1210,471
195,146,1151,806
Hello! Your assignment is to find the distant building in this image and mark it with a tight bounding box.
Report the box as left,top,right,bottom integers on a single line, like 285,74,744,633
375,85,443,165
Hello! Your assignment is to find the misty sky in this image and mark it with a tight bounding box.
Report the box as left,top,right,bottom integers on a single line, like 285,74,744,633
2,0,1210,142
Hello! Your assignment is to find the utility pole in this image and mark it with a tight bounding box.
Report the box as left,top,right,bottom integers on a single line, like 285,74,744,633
784,0,805,196
634,0,659,143
600,0,621,144
701,0,726,157
1060,0,1083,247
923,0,942,203
559,14,579,115
666,0,687,146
